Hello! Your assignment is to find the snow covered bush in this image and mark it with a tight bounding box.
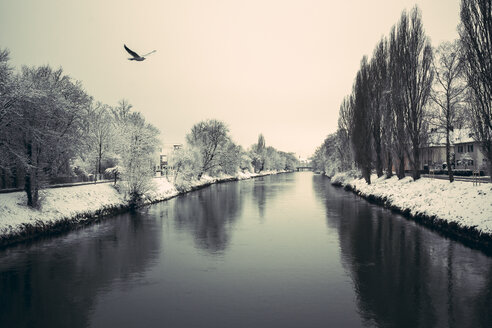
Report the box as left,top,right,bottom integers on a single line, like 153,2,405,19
111,101,160,207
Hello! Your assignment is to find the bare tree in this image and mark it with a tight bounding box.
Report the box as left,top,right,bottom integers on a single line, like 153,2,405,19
369,38,389,178
351,56,373,184
381,77,395,179
401,7,434,180
337,95,355,171
393,7,434,180
459,0,492,179
430,40,467,182
389,25,408,179
82,101,114,180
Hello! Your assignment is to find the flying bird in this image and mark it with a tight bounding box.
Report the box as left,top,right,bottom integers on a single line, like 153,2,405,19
124,44,156,61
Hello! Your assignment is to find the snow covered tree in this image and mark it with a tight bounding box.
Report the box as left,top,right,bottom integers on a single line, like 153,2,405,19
239,152,254,173
0,48,17,188
112,101,160,206
186,119,231,179
215,142,243,175
459,0,492,180
168,147,201,185
280,151,299,171
311,133,343,176
12,66,90,207
251,133,266,173
263,146,283,171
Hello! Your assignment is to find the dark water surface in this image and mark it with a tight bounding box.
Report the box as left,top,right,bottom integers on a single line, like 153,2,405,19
1,172,491,327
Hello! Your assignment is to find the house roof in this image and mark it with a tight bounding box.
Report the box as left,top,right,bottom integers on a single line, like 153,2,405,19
452,128,475,144
424,128,476,147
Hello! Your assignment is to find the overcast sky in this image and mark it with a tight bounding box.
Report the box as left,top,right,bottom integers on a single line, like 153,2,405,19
0,0,461,158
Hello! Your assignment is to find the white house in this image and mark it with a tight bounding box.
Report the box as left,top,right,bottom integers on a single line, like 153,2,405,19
419,128,488,172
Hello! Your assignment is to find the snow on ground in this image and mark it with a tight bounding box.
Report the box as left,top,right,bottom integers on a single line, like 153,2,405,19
0,183,125,238
332,172,492,235
0,171,285,241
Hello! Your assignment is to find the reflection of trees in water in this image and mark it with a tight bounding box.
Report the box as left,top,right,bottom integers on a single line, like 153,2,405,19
312,174,492,327
173,174,296,251
173,182,244,253
252,180,266,218
0,211,161,328
252,174,296,219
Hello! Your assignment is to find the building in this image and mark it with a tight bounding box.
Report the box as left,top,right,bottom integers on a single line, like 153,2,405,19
452,129,487,171
156,144,183,173
419,128,488,172
419,129,448,171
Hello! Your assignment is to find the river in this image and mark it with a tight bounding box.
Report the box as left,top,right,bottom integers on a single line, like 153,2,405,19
1,172,491,327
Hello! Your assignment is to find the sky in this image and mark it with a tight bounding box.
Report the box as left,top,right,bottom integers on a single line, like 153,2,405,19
0,0,461,159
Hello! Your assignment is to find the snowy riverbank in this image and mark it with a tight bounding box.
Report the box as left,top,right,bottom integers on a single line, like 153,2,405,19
330,171,492,250
0,170,285,247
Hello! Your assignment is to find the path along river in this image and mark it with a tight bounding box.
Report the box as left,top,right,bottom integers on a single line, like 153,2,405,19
1,172,491,327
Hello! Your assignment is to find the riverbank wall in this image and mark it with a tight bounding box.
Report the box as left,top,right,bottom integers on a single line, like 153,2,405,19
329,171,492,254
0,170,288,248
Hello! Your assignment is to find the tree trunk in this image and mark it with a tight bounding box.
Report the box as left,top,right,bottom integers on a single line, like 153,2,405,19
98,141,103,180
362,166,371,184
1,168,6,189
25,140,39,208
487,150,492,183
446,130,454,183
12,165,19,188
386,150,393,178
412,145,421,180
372,118,384,178
374,139,384,177
397,151,405,179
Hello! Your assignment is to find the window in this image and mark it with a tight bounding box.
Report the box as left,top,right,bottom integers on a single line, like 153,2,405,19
467,144,474,152
458,146,463,153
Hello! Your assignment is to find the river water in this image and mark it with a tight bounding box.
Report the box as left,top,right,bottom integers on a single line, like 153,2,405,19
1,172,491,327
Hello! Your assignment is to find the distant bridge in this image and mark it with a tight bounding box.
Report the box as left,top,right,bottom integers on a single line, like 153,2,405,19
296,166,313,172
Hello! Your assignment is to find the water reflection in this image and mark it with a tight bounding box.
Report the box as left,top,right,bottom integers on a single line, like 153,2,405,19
251,174,296,220
312,174,492,328
0,211,161,328
2,173,491,328
252,180,267,218
173,182,244,253
172,175,295,252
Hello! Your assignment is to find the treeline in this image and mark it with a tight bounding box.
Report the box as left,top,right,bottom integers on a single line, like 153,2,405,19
312,1,491,183
168,120,299,188
0,51,160,207
0,50,299,207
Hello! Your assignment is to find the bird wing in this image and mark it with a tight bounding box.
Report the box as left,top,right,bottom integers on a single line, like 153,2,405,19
142,50,157,57
124,44,140,58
